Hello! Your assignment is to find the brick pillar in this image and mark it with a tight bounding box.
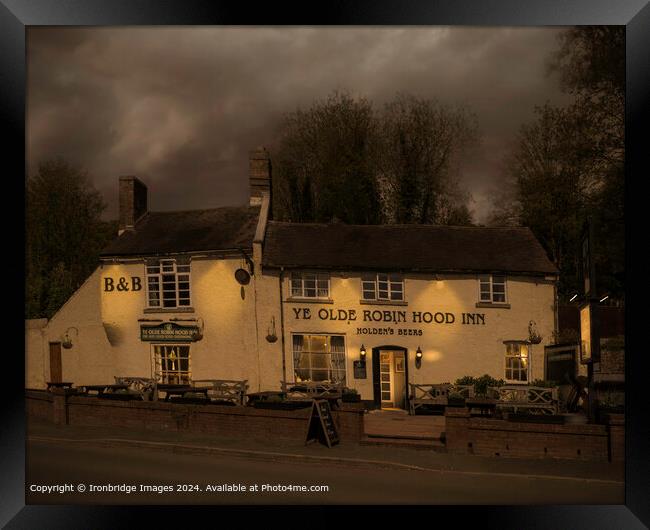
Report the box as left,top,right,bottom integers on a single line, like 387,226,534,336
606,413,625,462
444,407,471,454
51,390,69,425
334,407,365,443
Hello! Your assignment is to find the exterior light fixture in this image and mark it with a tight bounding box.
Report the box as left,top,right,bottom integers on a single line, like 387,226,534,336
599,295,609,303
415,346,423,369
360,344,366,362
569,293,578,302
62,327,79,349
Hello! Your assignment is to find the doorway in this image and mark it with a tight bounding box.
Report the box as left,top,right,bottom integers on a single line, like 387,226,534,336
49,342,62,383
372,346,408,410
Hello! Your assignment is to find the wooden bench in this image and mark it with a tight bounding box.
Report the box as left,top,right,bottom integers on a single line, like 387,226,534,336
488,385,559,415
192,379,249,405
408,383,475,415
281,380,345,400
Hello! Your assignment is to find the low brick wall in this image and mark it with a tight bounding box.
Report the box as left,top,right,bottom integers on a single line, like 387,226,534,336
26,389,53,422
445,408,616,462
25,390,364,444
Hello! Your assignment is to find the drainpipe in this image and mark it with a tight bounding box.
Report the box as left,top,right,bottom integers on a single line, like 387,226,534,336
279,267,287,385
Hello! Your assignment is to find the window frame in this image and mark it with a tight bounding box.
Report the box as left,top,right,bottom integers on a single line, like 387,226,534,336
152,343,192,385
289,271,331,300
145,258,192,309
361,273,405,302
478,274,507,304
291,333,347,384
503,340,530,384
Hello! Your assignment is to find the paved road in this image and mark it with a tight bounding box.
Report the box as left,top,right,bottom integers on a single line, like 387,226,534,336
26,440,624,505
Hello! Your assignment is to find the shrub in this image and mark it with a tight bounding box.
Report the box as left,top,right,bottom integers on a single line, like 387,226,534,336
454,374,505,396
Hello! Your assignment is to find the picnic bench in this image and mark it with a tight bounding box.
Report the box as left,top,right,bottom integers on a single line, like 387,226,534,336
487,385,559,415
78,383,134,399
192,379,248,405
156,383,211,402
46,381,74,391
114,376,156,400
408,383,475,415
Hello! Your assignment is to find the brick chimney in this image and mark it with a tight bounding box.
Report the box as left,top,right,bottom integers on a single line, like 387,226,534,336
249,147,272,207
118,176,148,235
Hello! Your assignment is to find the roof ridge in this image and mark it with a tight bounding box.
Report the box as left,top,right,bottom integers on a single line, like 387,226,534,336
147,205,260,215
267,221,530,230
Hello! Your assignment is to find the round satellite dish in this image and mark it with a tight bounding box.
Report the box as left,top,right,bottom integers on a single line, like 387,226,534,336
235,268,251,285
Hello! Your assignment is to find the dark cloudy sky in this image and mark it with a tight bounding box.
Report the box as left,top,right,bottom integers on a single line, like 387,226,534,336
27,27,573,223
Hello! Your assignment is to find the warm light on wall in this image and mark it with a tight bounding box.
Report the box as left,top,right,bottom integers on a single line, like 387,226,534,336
415,346,422,369
360,344,367,362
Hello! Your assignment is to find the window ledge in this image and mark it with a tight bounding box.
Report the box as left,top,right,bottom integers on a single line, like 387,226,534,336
144,307,195,314
476,302,511,309
285,298,334,304
359,300,408,306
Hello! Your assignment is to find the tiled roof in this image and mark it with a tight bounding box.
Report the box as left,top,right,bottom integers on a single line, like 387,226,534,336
100,206,260,257
262,222,558,275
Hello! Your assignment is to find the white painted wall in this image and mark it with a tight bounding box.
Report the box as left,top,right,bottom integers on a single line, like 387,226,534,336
278,271,556,401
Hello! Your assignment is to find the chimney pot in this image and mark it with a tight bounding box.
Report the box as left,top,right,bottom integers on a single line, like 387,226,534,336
119,176,148,234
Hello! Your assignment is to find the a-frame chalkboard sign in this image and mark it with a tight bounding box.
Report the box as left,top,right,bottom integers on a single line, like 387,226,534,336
304,399,340,448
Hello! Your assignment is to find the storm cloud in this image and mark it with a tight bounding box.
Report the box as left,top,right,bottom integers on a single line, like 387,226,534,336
27,27,572,222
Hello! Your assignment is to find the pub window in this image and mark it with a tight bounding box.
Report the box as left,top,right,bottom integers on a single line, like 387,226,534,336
290,272,330,299
362,273,404,302
504,341,529,383
146,257,191,308
479,274,507,303
292,334,346,384
153,344,191,384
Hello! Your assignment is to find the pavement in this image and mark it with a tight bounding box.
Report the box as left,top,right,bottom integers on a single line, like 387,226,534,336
26,417,624,484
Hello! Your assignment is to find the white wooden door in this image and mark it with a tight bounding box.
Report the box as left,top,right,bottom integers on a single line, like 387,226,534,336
380,351,394,407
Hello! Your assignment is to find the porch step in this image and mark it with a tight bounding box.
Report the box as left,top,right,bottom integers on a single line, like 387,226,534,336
360,434,446,451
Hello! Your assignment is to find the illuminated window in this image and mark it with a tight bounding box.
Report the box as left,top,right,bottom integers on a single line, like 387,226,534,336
479,274,507,303
146,258,191,308
362,273,404,301
504,341,529,383
292,334,346,384
290,272,330,299
153,345,191,384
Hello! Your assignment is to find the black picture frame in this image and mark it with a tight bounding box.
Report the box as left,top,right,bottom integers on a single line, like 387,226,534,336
5,1,648,527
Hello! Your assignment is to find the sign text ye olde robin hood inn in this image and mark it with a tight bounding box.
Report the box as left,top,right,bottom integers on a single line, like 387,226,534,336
26,148,559,409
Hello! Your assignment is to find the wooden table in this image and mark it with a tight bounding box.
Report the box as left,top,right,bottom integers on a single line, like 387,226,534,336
80,384,130,397
246,391,287,405
158,385,211,402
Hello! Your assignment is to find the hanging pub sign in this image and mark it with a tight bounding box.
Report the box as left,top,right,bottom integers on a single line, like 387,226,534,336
140,322,201,342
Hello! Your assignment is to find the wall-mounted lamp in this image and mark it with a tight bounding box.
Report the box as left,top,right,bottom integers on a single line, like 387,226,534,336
360,344,367,363
569,293,578,302
62,327,79,349
599,294,609,303
415,346,423,369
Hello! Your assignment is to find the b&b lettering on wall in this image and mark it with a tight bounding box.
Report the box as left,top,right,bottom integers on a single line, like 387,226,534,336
104,277,142,292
